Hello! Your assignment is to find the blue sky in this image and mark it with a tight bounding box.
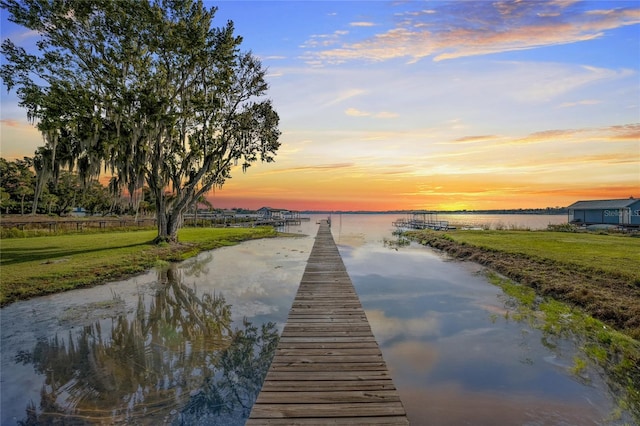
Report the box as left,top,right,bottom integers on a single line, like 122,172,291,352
1,1,639,210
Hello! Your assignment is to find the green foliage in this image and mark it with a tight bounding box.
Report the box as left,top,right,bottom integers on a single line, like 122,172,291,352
1,227,26,238
571,356,588,376
0,156,126,216
497,277,537,308
1,0,281,242
547,223,580,232
0,157,35,214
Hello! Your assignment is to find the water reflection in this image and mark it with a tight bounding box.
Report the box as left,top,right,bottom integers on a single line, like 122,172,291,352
335,231,624,425
15,267,278,425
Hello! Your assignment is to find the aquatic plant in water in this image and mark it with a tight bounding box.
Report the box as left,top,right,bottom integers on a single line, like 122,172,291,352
488,273,640,423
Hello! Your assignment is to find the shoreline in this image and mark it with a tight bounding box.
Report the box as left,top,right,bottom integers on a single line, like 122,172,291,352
405,229,640,419
405,230,640,338
0,227,280,306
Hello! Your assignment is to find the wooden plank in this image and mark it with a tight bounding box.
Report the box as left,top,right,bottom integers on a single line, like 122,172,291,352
250,402,407,418
256,390,401,404
282,325,373,332
246,417,409,425
283,317,368,323
275,348,383,356
278,336,377,343
259,380,397,392
270,354,384,362
275,341,381,350
268,363,389,372
248,221,408,424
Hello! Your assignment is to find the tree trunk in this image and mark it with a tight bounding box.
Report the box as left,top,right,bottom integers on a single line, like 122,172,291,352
167,213,181,242
155,211,170,243
154,197,182,244
31,172,46,215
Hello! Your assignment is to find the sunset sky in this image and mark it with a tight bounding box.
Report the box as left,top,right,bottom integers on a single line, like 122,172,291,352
1,1,639,211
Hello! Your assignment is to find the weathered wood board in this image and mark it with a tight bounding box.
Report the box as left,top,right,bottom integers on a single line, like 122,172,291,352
247,221,409,425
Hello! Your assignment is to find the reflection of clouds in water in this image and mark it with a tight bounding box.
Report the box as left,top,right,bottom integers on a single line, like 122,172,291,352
366,309,440,343
345,244,493,293
384,340,438,376
399,383,604,426
360,290,443,303
239,282,268,297
335,232,366,247
429,324,546,387
231,300,279,322
177,237,314,319
346,246,436,278
476,302,509,316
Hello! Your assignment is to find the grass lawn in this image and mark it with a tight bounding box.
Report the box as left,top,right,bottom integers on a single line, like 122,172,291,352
0,227,277,306
440,230,640,282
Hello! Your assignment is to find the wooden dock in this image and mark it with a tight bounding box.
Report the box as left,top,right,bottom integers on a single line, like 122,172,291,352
247,222,409,425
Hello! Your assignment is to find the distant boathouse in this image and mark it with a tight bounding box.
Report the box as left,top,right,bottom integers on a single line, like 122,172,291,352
567,198,640,228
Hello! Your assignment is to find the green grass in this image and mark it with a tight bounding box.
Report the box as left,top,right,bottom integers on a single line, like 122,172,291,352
0,227,277,305
443,230,640,282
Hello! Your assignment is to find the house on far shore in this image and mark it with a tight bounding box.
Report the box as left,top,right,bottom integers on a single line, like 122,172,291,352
567,198,640,228
257,207,300,220
70,207,87,217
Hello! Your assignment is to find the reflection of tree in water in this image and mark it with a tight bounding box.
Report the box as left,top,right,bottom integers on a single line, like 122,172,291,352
17,266,279,425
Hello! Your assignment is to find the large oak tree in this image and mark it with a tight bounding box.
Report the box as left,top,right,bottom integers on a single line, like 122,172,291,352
1,0,280,242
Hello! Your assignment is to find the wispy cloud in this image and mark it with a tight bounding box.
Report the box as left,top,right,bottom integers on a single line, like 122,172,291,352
607,124,640,140
300,30,349,49
0,119,26,128
350,21,375,27
321,89,366,108
450,135,499,144
304,2,640,64
261,163,356,175
557,99,601,108
508,124,640,145
4,28,39,42
345,107,398,118
345,107,370,117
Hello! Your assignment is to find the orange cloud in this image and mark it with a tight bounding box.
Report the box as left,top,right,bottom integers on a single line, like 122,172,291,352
0,119,29,128
450,135,499,144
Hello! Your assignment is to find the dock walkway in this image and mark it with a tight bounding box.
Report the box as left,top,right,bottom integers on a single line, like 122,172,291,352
247,222,409,425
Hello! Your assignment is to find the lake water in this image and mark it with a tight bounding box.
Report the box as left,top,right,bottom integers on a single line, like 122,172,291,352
1,214,631,425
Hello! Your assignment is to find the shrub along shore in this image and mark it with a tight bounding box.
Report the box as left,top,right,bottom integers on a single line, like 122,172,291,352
405,229,640,420
0,227,277,306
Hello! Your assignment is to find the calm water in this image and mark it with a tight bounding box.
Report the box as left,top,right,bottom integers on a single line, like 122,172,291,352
1,214,629,425
330,214,624,425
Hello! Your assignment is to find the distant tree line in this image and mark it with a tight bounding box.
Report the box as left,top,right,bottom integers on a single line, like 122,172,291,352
0,156,157,216
302,208,569,215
